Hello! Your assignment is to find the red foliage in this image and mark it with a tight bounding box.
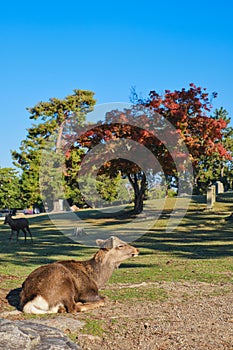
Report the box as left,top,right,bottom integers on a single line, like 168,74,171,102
147,83,230,164
64,84,230,178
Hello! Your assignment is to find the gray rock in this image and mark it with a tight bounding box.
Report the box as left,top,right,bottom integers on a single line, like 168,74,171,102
27,316,85,333
0,318,82,350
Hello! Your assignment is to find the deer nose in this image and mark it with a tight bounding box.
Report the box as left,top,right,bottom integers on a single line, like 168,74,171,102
132,248,139,257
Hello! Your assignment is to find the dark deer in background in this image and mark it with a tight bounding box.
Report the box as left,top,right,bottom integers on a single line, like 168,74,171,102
4,214,33,242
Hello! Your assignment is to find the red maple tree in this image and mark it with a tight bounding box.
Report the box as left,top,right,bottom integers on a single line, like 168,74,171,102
65,84,230,213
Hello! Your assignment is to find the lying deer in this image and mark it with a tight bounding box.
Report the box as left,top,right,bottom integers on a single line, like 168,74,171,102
20,236,139,314
4,214,33,242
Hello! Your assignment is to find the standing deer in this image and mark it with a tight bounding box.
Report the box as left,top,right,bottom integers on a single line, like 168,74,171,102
20,236,139,314
4,214,33,242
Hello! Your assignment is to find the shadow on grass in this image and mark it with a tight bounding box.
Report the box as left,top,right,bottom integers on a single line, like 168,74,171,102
0,214,96,269
136,216,233,259
1,194,233,268
217,192,233,203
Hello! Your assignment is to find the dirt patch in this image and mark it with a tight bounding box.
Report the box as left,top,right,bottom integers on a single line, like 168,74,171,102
1,282,233,350
76,282,233,350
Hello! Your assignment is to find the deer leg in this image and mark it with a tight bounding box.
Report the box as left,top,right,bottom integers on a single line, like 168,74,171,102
26,226,33,242
79,288,104,303
63,298,105,313
76,293,105,312
75,299,105,312
22,228,27,242
9,230,14,242
63,296,80,313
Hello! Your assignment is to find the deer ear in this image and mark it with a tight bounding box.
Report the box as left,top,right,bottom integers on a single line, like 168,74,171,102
111,236,127,248
96,237,114,249
96,239,105,247
97,236,127,249
111,236,118,248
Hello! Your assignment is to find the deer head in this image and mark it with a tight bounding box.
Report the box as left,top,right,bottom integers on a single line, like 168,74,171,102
4,214,12,224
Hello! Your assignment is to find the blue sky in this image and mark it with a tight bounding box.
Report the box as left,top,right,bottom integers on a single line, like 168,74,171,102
0,0,233,168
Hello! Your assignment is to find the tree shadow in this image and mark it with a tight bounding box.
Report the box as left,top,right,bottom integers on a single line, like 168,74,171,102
0,214,96,268
216,192,233,206
1,201,233,269
135,214,233,259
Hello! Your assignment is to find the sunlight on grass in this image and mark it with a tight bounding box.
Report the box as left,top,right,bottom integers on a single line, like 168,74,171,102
103,285,168,302
0,193,233,292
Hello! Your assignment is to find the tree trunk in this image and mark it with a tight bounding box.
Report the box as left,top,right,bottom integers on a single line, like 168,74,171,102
55,120,65,152
133,190,144,214
52,122,65,211
127,172,146,214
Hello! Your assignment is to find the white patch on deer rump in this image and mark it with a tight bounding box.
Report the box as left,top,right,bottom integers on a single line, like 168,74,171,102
23,295,62,314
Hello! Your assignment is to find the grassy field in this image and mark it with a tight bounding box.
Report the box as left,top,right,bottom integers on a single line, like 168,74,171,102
0,193,233,297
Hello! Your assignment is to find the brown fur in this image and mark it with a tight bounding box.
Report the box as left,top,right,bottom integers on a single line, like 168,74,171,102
19,237,139,314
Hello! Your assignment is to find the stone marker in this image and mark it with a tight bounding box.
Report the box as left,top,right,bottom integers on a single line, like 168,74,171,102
215,181,224,194
207,185,216,209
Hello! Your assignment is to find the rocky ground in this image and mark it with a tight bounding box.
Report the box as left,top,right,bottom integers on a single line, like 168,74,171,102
0,281,233,350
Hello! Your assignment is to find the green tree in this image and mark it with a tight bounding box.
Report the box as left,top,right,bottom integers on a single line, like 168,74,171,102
12,90,96,209
96,173,129,205
64,142,130,208
0,168,23,209
193,108,233,193
213,108,233,189
63,146,86,207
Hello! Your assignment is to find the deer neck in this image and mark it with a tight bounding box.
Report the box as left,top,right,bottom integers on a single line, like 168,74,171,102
88,250,117,289
6,217,14,225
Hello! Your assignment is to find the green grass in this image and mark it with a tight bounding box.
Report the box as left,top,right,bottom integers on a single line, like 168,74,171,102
103,285,168,301
80,318,104,337
0,193,233,294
